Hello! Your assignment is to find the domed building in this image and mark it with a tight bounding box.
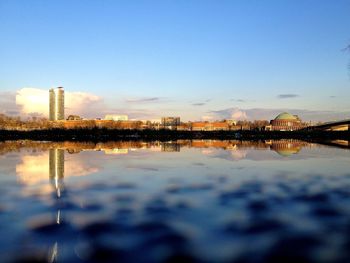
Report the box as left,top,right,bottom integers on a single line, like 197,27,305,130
265,112,305,131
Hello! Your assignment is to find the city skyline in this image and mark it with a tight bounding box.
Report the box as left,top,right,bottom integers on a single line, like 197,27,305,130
0,1,349,121
6,86,350,122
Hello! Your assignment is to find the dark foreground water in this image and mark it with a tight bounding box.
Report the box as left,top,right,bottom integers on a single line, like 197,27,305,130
0,140,350,263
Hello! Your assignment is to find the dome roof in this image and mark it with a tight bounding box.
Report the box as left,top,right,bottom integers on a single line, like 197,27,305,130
274,112,297,120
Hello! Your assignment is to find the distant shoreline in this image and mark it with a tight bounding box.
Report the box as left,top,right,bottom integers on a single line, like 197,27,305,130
0,129,348,142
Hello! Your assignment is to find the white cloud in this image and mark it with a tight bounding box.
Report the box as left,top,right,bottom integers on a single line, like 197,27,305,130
65,91,101,117
231,109,248,120
16,152,99,185
105,108,160,120
5,88,350,122
0,91,20,116
208,107,350,122
125,97,161,103
16,88,48,117
9,88,160,120
15,88,103,118
208,107,248,120
201,115,214,121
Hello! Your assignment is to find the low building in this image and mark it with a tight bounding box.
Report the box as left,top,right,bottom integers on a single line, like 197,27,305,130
177,124,191,131
104,115,128,121
265,112,305,131
211,122,229,131
191,121,229,131
67,115,82,121
191,122,208,131
161,117,180,129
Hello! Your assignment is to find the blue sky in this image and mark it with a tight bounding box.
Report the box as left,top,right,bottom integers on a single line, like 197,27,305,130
0,0,349,121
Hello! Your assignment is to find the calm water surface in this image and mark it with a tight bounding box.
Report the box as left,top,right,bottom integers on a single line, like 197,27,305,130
0,140,350,263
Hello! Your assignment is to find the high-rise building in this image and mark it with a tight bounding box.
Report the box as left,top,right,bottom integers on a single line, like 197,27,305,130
49,87,65,121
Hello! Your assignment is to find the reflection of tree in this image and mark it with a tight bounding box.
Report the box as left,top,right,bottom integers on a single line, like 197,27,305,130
0,141,164,155
0,140,328,158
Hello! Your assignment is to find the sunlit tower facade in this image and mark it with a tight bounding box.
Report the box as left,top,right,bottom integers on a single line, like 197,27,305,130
49,87,65,121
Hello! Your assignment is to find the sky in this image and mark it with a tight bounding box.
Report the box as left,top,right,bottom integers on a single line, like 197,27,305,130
0,0,349,122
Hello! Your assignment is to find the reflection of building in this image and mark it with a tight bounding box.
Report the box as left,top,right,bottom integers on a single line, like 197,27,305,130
161,117,180,130
49,87,65,121
161,142,180,152
104,115,128,121
265,112,304,131
104,148,129,154
269,140,304,156
176,124,191,131
49,149,65,197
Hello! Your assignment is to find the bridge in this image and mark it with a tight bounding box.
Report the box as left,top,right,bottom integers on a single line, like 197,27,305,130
308,119,350,131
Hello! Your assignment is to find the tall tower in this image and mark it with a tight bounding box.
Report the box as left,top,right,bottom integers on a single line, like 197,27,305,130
49,89,56,121
56,87,64,120
49,87,65,121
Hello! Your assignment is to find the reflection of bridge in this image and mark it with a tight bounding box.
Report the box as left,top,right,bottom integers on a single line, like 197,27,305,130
315,140,350,149
309,119,350,131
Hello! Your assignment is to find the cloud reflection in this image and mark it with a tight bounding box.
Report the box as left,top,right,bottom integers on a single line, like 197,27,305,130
16,150,99,185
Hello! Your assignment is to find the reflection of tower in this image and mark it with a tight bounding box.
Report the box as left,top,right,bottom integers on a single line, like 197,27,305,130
49,87,65,121
49,149,65,197
48,148,65,263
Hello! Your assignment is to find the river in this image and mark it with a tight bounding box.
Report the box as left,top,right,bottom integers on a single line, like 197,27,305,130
0,140,349,262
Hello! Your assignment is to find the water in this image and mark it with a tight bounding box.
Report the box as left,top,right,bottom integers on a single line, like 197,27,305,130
0,140,350,263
